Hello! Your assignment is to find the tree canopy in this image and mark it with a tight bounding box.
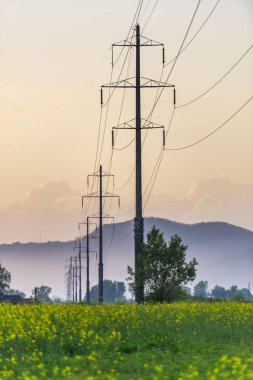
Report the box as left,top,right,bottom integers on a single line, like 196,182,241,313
5,289,26,299
90,280,126,303
32,285,52,303
193,280,208,299
128,226,198,302
0,262,11,296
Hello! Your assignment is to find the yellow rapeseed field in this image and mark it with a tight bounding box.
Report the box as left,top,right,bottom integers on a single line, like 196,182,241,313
0,302,253,379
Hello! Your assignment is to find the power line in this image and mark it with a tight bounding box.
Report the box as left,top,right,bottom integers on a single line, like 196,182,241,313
85,1,143,217
104,40,134,206
146,0,202,121
165,96,253,151
144,96,252,209
113,137,136,151
115,166,135,191
139,0,152,24
139,0,203,206
112,0,143,68
143,108,176,205
92,0,143,173
165,0,221,67
142,0,202,211
142,0,159,32
98,8,140,171
176,43,253,108
96,26,136,263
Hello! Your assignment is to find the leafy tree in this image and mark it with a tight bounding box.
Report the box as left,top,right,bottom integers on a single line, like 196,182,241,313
193,280,208,299
5,289,26,299
211,285,228,299
232,291,245,302
127,227,198,303
239,288,253,301
229,285,238,298
51,296,63,303
32,285,52,303
90,280,126,303
0,262,11,296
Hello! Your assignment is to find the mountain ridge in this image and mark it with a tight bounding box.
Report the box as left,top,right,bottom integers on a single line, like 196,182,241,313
0,218,252,298
1,218,252,246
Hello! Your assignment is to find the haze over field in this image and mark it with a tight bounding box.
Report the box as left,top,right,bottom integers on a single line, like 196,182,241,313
1,218,253,299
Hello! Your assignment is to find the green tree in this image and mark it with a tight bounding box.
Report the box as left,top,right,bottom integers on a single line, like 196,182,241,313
5,289,26,299
193,280,208,299
90,280,126,303
0,262,11,296
32,285,52,303
229,285,238,297
211,285,228,299
239,288,253,301
127,227,198,302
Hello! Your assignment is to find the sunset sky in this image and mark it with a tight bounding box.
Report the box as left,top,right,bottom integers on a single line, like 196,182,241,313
0,0,252,243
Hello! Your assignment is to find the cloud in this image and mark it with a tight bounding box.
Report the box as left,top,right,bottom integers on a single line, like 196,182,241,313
0,181,81,243
1,178,253,243
147,177,253,231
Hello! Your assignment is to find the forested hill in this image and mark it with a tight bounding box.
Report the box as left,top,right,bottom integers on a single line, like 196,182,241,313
1,218,253,298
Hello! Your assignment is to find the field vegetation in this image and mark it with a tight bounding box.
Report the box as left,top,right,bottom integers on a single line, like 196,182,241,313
0,302,253,379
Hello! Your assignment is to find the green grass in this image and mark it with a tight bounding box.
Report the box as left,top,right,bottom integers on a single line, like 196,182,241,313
0,302,253,379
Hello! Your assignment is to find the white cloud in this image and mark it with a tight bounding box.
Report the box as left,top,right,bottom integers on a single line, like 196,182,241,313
1,178,253,243
146,177,253,231
0,181,81,243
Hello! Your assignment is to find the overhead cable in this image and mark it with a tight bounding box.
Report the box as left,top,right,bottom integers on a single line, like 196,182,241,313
176,44,253,108
142,0,202,210
165,0,221,67
166,96,253,150
142,0,159,32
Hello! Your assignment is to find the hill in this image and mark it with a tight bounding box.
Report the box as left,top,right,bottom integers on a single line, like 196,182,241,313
0,218,252,298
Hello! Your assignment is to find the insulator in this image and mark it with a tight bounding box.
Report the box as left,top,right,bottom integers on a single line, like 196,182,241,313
111,46,114,67
118,197,120,208
100,88,103,105
82,197,83,209
163,129,166,147
112,129,115,148
162,47,165,66
173,87,176,106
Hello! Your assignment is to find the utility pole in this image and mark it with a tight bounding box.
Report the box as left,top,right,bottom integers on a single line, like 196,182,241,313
99,165,103,304
75,257,78,302
135,24,144,303
78,219,98,305
101,24,175,303
82,168,119,304
64,257,73,302
34,287,38,303
86,220,90,304
78,240,82,302
73,238,85,303
72,265,75,302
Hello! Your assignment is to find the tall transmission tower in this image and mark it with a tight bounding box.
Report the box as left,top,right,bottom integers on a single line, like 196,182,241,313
101,24,175,303
82,165,119,304
65,257,73,302
73,239,86,302
79,219,98,305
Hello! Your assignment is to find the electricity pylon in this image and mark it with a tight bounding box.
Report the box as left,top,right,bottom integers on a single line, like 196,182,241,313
82,165,120,304
78,219,98,305
101,24,175,303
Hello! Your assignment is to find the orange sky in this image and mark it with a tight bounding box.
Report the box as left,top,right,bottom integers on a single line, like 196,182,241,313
0,0,252,243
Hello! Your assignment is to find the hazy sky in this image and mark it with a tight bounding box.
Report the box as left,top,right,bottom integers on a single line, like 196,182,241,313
0,0,253,243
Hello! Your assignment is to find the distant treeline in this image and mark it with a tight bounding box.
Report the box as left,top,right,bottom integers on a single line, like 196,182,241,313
192,280,253,302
